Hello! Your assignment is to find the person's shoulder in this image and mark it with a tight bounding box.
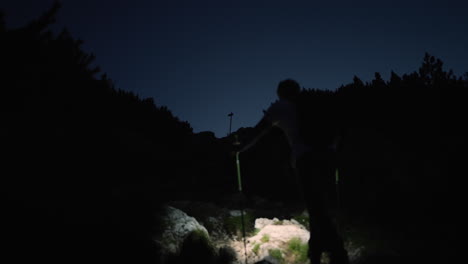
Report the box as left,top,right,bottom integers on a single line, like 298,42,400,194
269,99,281,107
265,100,281,113
271,99,293,108
268,99,295,110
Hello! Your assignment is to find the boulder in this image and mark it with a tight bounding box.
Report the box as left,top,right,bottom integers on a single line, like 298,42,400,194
154,206,209,255
230,217,310,264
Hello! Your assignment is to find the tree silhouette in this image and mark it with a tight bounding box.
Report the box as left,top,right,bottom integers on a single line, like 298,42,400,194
0,3,199,263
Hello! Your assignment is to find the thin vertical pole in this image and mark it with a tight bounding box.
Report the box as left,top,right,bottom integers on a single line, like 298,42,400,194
228,112,233,136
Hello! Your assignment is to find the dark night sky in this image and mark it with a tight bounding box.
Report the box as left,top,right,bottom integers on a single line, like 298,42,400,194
3,0,468,137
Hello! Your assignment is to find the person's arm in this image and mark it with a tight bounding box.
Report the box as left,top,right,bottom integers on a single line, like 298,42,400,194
238,116,275,153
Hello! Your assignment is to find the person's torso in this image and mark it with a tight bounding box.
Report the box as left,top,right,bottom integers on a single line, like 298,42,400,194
265,99,310,166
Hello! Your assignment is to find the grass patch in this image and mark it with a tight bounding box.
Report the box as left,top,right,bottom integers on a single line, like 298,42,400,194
260,234,270,243
286,237,309,263
268,249,284,264
252,243,260,255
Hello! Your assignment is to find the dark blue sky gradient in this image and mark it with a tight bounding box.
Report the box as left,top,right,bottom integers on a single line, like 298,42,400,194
3,0,468,137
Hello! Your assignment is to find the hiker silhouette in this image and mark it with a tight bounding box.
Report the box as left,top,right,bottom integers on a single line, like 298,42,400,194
236,79,349,264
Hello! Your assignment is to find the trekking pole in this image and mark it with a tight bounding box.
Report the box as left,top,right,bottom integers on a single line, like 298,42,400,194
335,168,340,211
335,168,344,237
233,133,248,264
228,112,234,136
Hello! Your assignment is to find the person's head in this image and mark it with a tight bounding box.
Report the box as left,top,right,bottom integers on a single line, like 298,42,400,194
277,79,301,102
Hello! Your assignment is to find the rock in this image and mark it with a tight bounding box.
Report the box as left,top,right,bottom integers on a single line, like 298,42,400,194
230,217,310,264
153,200,313,264
250,224,310,247
255,218,307,230
255,218,274,229
229,210,243,217
205,216,230,241
290,219,301,226
167,200,230,241
348,245,366,263
218,246,238,264
154,206,209,256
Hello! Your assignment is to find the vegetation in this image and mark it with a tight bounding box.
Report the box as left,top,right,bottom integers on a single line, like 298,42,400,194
286,238,309,264
252,243,261,255
1,3,194,263
268,249,285,264
223,210,256,238
260,234,270,243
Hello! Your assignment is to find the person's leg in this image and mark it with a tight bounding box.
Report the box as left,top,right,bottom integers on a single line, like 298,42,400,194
298,152,349,264
298,152,325,263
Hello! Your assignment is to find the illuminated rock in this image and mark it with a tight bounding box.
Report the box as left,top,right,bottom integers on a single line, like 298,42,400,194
154,206,209,255
230,217,310,264
254,218,303,229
